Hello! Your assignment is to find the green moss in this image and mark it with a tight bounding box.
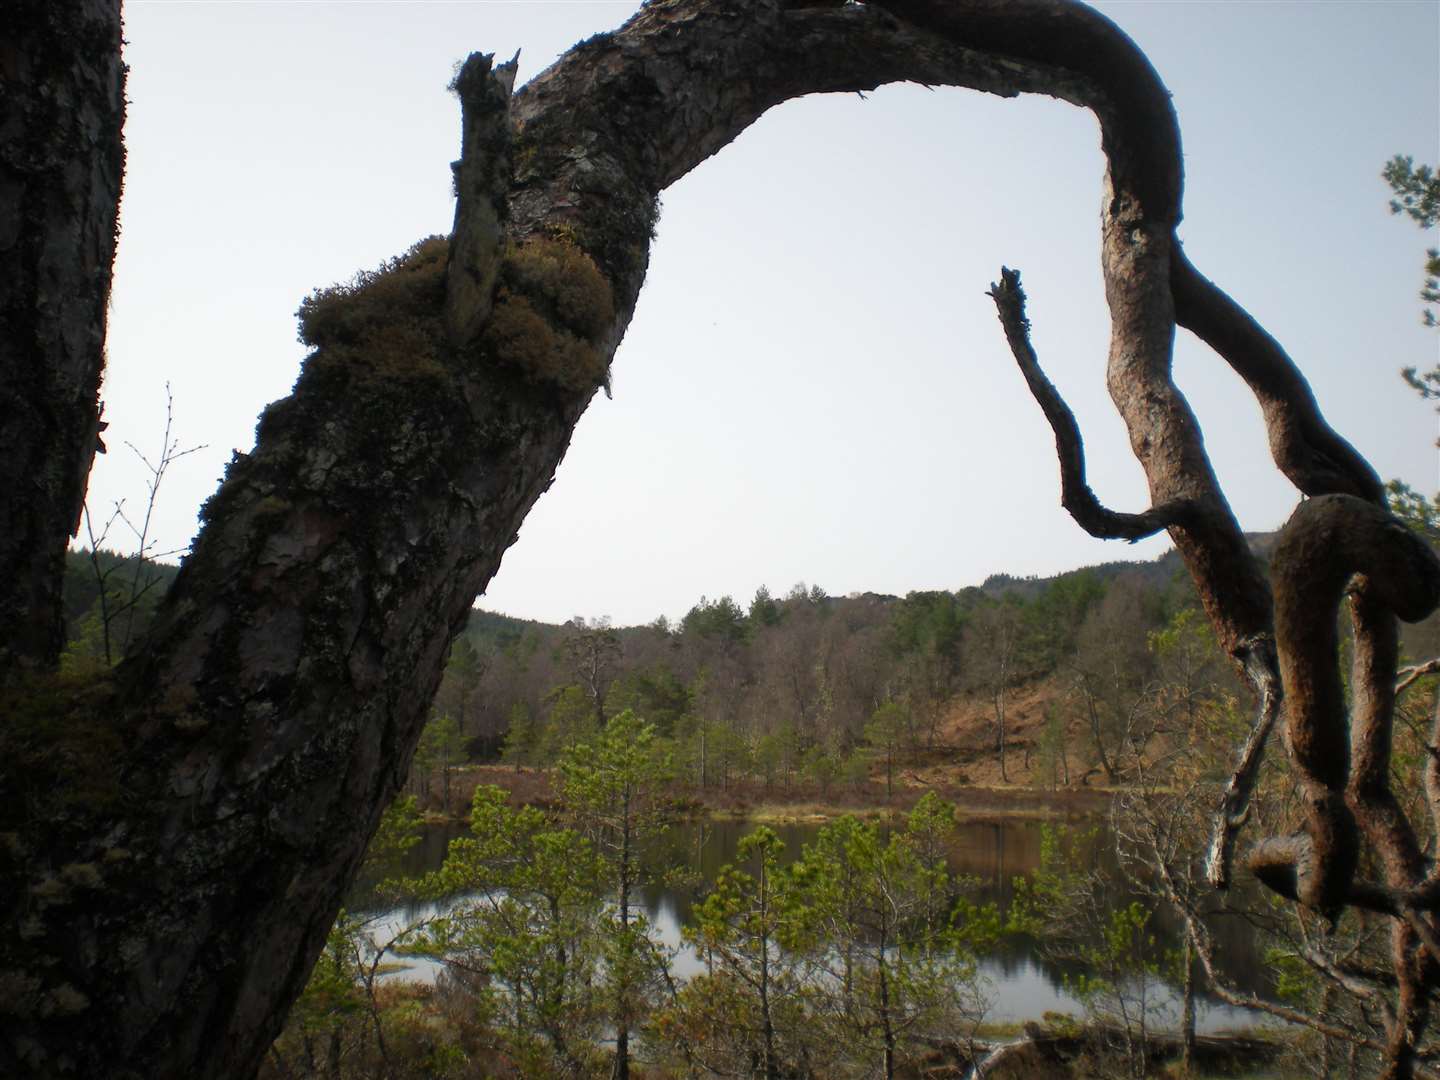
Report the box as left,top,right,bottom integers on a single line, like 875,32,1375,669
293,229,617,397
498,236,614,341
252,494,291,519
480,291,607,393
513,142,539,176
44,983,89,1016
542,220,580,247
29,877,71,907
296,236,450,383
476,236,615,393
58,863,102,889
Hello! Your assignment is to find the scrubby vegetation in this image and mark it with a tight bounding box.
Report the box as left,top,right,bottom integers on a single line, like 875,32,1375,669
415,543,1298,804
294,232,615,394
267,743,1008,1080
479,235,615,392
264,743,1299,1079
297,236,452,383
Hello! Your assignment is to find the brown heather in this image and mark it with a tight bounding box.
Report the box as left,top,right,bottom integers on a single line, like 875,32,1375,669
296,233,614,394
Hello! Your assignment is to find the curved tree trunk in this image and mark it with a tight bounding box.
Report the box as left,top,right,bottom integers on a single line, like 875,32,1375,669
3,1,1435,1078
0,0,124,682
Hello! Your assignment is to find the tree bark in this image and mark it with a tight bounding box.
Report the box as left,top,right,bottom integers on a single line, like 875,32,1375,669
0,0,125,682
5,1,1436,1077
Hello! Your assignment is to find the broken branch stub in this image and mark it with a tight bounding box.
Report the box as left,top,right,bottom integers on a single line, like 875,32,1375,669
988,266,1195,543
446,52,518,349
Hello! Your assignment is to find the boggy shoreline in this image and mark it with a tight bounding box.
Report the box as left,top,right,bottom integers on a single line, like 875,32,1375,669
422,763,1117,825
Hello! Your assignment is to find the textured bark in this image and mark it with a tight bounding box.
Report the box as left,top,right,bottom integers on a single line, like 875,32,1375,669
0,0,125,682
964,0,1440,1067
1170,247,1384,504
445,54,517,349
3,0,1437,1077
1243,498,1440,909
988,267,1195,542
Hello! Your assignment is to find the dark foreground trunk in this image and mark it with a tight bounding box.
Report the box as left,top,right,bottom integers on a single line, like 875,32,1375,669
0,0,124,681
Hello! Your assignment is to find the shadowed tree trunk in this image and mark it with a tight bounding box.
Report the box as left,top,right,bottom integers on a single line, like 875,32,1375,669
4,1,1438,1078
0,0,124,682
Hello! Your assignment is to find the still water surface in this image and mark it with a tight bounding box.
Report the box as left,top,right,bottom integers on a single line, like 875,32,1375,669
354,815,1264,1031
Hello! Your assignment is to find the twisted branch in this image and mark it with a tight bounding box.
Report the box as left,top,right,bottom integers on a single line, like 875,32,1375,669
1398,660,1440,697
1170,247,1384,503
987,267,1194,542
1204,634,1282,889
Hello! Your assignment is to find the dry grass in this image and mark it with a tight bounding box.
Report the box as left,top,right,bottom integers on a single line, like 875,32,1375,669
442,764,1111,825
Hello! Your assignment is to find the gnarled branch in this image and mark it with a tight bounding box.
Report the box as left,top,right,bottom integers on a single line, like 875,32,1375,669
987,266,1194,542
1170,247,1384,504
1205,632,1281,889
1397,659,1440,696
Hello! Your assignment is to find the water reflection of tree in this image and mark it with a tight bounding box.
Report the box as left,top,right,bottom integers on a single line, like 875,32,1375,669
364,812,1275,1024
636,815,1275,1009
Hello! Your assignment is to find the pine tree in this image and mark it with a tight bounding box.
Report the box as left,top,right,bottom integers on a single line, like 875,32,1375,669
558,711,675,1080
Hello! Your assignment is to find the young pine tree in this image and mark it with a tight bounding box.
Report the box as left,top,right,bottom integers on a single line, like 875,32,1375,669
413,785,609,1074
795,801,993,1080
558,710,676,1080
660,827,813,1079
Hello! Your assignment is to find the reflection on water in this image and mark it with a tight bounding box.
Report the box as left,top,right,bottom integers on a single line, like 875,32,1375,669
352,814,1266,1031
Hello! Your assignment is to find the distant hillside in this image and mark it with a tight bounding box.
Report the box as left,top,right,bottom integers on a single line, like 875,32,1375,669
61,548,184,665
467,537,1279,639
63,547,180,624
424,539,1276,792
976,532,1278,604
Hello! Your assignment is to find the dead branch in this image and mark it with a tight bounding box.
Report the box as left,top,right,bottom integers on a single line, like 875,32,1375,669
987,267,1194,542
1398,660,1440,696
1205,633,1282,889
1156,847,1429,1071
1169,246,1385,503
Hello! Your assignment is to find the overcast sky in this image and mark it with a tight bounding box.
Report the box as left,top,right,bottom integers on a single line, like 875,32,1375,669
95,0,1438,628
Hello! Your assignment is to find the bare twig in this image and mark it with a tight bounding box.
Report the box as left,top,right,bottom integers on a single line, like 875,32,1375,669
117,383,206,653
1159,855,1401,1062
1397,659,1440,697
1205,633,1282,889
80,499,126,665
73,385,205,666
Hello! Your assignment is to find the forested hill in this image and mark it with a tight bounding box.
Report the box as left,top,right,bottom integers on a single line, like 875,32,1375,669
431,531,1399,789
61,548,182,669
65,535,1436,791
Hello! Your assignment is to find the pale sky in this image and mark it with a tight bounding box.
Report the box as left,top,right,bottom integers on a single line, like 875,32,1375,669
95,0,1439,628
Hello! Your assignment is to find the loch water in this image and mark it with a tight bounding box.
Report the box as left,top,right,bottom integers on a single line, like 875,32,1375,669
353,814,1268,1031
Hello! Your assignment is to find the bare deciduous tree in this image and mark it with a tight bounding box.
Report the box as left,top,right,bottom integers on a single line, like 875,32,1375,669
1070,580,1159,784
963,597,1023,782
562,616,623,730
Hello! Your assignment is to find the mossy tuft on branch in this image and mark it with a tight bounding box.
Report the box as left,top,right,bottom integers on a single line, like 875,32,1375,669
296,236,450,382
478,236,616,393
295,233,615,395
